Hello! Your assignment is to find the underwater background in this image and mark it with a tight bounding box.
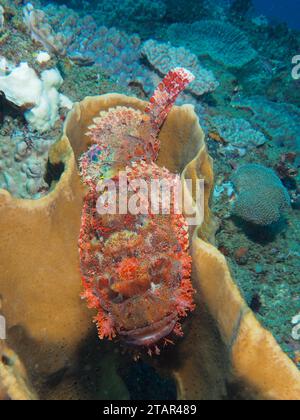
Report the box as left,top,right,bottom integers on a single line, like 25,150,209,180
0,0,299,400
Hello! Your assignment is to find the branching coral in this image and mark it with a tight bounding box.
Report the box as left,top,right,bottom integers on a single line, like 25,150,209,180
231,164,291,226
167,20,257,68
141,40,219,97
78,69,196,355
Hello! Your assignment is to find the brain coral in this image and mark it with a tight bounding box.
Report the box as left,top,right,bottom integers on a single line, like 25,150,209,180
231,164,290,226
141,40,219,96
167,20,257,68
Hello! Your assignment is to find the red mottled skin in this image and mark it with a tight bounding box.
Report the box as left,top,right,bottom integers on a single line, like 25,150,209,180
78,69,195,355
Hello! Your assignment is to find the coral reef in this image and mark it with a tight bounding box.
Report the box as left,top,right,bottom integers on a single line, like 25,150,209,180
0,341,37,400
167,20,257,68
1,86,300,399
0,129,54,198
0,62,72,132
0,134,94,394
214,159,300,371
0,84,216,398
50,0,167,37
231,164,291,226
0,5,4,32
43,3,154,94
141,40,219,97
192,235,300,400
34,4,216,103
292,313,300,341
23,3,67,56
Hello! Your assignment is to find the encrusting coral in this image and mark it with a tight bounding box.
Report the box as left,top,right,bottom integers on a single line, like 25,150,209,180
141,40,219,97
231,96,300,156
78,69,196,356
231,164,291,226
0,74,216,398
23,3,67,56
26,3,154,94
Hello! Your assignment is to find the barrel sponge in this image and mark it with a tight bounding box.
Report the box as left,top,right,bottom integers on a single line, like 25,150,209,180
231,164,290,226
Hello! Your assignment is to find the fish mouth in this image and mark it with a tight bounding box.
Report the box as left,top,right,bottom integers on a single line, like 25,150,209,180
119,313,178,347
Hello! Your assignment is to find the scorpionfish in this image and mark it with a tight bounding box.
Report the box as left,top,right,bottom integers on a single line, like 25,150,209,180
78,68,196,356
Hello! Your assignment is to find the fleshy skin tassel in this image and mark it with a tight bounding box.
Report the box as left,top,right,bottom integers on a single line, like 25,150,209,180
145,67,195,129
78,69,195,356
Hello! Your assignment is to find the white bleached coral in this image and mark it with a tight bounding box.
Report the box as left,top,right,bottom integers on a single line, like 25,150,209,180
0,62,73,132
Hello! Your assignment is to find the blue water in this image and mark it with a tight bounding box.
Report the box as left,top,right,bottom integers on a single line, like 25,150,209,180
253,0,300,29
